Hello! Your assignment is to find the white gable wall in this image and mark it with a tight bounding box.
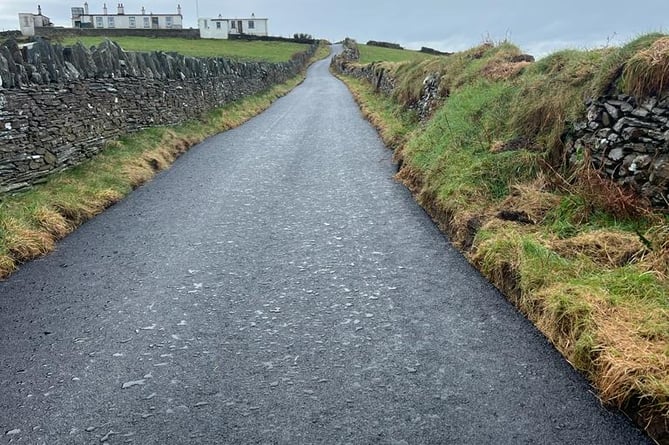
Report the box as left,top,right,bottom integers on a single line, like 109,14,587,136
199,18,229,39
198,17,269,39
19,14,36,36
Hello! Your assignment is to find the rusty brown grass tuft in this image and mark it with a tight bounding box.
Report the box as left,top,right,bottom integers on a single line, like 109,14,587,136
622,37,669,97
573,163,652,219
482,60,531,81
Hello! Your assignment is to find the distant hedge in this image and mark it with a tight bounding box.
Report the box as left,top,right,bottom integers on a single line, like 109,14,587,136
420,46,452,56
366,40,403,50
229,34,316,45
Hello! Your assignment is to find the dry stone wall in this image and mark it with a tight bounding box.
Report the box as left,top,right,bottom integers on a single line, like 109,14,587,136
331,39,394,94
331,39,439,121
35,27,200,40
569,95,669,208
0,38,316,192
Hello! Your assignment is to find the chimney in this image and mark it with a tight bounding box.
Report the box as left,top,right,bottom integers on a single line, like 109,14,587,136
177,4,182,16
37,4,42,15
141,6,145,15
118,3,124,15
84,2,89,14
103,3,107,15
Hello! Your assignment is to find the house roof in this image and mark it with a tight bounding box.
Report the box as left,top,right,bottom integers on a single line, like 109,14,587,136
206,17,268,21
82,13,183,17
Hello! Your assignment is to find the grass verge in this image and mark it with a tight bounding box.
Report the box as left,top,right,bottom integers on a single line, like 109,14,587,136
0,43,330,279
336,39,669,442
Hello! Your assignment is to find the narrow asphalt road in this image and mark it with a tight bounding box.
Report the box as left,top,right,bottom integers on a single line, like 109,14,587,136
0,49,650,444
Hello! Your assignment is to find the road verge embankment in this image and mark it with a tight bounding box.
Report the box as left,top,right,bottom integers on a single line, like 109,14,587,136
332,37,669,443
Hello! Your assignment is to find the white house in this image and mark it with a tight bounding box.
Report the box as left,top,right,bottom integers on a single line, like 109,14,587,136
71,3,183,30
198,14,268,39
18,6,54,36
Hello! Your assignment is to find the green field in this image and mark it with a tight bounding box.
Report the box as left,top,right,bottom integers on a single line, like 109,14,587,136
358,44,437,64
60,36,310,62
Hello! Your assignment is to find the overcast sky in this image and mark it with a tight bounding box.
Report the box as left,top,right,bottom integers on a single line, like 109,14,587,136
1,1,668,57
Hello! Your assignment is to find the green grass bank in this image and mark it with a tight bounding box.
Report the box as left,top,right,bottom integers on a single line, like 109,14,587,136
334,37,669,443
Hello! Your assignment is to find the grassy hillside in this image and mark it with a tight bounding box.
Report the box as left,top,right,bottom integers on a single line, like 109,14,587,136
358,44,436,64
336,37,669,442
60,36,310,62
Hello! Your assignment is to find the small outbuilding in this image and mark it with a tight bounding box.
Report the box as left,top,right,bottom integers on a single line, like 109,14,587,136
18,5,54,36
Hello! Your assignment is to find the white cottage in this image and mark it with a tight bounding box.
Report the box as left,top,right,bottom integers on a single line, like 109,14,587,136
18,6,54,36
198,14,268,39
71,3,183,30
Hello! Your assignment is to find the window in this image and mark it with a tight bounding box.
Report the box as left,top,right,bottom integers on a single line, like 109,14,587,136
95,16,103,27
22,16,31,27
166,16,173,28
230,20,235,29
129,16,136,28
248,20,254,29
107,16,115,28
143,17,150,28
216,21,221,29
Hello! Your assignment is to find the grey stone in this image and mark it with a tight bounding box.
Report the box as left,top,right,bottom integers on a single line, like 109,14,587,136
603,102,620,120
607,133,620,143
122,379,146,389
641,97,658,111
622,126,644,141
588,121,601,131
596,128,613,139
608,147,625,161
651,114,669,125
586,105,601,122
613,117,656,134
631,108,650,119
612,119,625,134
629,155,652,172
601,111,612,127
607,99,633,114
620,102,634,113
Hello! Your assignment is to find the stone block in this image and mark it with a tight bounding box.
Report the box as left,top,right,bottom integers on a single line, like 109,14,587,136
604,102,620,120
